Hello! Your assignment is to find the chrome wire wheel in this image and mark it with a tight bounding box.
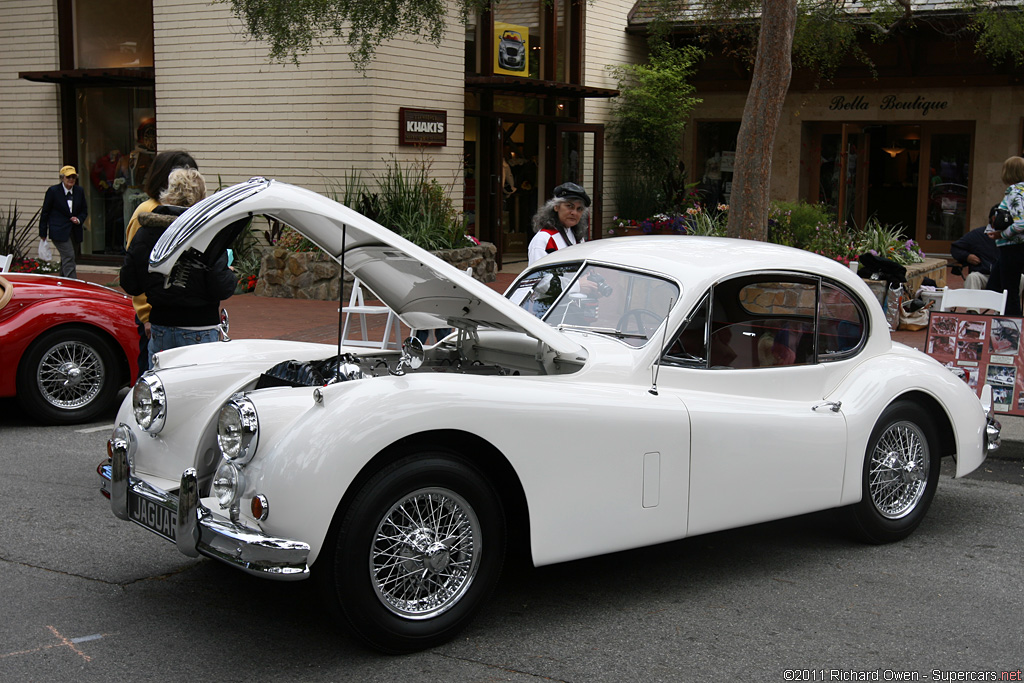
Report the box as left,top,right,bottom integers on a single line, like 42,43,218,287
867,419,929,520
35,339,105,409
370,487,481,620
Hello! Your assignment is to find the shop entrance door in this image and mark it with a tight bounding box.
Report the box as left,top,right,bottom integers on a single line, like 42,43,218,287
555,125,604,238
807,122,974,256
837,123,870,230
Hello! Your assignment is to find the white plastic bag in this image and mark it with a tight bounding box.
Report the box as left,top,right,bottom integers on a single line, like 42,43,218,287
38,238,54,262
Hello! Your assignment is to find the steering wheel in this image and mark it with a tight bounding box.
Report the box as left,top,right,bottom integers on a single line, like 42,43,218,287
617,308,662,336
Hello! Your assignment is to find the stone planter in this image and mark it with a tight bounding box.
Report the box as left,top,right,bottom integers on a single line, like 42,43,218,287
254,242,498,301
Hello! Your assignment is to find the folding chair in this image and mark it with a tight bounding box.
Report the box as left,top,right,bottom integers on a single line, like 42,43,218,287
340,277,402,349
938,287,1007,315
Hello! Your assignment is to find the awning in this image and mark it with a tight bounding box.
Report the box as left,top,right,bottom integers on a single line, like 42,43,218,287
466,75,618,99
19,67,155,87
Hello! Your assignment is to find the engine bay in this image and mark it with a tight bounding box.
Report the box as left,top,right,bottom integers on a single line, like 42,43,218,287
254,335,543,389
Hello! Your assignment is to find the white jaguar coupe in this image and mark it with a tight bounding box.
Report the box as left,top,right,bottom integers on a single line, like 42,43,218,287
98,178,999,653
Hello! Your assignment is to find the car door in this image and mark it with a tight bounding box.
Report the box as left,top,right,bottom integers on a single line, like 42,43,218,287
657,274,863,537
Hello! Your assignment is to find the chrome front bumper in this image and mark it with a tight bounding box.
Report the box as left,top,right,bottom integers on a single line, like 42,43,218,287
99,428,310,581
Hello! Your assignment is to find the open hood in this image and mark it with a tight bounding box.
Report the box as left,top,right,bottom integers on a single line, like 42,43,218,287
149,178,583,359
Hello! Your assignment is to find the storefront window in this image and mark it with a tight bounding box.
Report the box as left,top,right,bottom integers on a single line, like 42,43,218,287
694,121,740,207
74,0,154,69
77,87,156,255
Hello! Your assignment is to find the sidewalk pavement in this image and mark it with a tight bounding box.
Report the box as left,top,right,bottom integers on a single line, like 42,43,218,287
75,261,1024,459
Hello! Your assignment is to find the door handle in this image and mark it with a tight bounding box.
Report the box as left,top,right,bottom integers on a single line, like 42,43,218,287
812,401,842,413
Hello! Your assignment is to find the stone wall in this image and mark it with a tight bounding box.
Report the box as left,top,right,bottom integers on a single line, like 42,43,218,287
254,242,498,301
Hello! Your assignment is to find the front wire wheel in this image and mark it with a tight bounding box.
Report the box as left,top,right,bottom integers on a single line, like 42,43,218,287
371,487,481,620
321,453,505,653
846,401,941,543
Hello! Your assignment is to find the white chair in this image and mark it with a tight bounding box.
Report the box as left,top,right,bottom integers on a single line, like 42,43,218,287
0,253,12,273
340,277,402,349
939,287,1008,315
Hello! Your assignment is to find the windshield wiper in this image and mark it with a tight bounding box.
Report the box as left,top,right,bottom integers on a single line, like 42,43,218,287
557,324,647,340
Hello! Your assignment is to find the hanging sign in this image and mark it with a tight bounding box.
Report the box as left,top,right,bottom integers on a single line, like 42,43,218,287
494,22,529,76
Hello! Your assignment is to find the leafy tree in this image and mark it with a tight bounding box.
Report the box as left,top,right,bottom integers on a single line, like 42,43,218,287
227,0,456,70
607,40,704,215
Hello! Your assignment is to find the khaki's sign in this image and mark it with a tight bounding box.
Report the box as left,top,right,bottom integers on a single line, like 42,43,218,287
829,94,949,117
399,108,447,146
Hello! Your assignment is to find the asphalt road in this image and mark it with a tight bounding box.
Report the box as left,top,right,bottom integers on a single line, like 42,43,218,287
1,395,1021,682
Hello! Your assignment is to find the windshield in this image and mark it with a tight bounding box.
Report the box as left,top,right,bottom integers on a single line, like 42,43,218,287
507,262,679,347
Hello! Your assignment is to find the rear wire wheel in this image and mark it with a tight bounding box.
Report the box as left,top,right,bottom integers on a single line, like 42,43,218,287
846,401,941,543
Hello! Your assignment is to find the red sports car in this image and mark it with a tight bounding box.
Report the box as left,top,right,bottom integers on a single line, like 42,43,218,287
0,272,139,424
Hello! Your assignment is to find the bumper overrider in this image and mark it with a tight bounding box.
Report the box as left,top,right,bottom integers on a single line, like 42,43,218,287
99,424,310,580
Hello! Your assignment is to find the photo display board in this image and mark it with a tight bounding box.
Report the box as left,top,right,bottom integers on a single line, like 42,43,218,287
924,312,1023,414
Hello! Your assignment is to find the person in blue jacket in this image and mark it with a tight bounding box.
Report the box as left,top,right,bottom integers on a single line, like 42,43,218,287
950,205,1002,289
39,165,88,278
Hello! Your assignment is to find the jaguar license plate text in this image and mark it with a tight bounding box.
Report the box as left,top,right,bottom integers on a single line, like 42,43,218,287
129,492,177,542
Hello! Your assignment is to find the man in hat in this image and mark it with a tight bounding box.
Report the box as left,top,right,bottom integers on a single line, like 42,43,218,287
40,165,88,278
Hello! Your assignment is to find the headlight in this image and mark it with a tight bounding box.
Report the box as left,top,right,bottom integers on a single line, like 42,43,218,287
217,394,259,464
132,374,166,433
212,459,243,509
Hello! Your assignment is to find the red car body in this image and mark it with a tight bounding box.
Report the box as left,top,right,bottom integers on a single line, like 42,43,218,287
0,272,139,424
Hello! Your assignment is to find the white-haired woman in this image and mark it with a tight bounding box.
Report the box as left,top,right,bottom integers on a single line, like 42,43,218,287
527,182,591,265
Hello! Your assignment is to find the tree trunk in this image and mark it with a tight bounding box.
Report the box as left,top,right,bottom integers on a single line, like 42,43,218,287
726,0,797,241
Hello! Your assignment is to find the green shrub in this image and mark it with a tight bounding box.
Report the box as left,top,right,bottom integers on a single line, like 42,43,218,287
767,201,835,249
854,217,924,265
613,170,665,222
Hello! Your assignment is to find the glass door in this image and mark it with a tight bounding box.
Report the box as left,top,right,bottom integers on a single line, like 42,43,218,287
919,127,973,252
838,124,870,230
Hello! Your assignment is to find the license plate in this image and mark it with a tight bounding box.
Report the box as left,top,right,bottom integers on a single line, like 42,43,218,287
128,492,177,542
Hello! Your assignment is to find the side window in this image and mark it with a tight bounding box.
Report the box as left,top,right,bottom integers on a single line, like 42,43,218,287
664,295,709,366
818,282,867,360
709,276,817,370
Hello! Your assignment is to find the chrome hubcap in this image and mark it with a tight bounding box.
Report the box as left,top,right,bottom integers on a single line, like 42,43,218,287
869,421,929,519
36,341,104,409
371,488,480,619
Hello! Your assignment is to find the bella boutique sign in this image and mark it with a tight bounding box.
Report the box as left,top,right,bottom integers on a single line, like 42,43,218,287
829,94,949,117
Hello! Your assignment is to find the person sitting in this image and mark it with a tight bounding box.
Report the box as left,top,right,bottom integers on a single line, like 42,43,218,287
951,205,1002,289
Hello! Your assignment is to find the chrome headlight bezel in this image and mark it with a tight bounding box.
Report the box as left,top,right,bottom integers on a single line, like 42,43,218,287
132,373,167,433
217,394,259,465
